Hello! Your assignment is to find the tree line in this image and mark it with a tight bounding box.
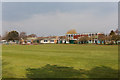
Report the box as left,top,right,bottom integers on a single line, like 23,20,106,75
0,29,120,45
1,31,37,42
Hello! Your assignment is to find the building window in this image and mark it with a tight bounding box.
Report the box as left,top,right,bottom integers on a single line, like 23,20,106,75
71,35,73,37
44,40,48,42
89,34,91,36
50,40,54,42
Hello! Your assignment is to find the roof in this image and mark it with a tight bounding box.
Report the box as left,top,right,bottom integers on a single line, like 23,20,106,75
38,36,57,40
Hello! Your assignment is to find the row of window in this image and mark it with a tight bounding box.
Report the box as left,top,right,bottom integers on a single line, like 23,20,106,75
44,40,54,42
88,33,98,36
66,33,98,37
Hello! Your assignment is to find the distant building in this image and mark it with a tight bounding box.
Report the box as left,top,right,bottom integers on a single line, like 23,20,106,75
19,32,105,44
66,32,104,44
38,36,58,44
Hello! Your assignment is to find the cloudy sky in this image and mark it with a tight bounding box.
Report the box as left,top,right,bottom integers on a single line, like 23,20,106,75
2,2,118,36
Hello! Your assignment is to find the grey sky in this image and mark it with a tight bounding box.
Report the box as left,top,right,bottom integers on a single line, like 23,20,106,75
2,2,118,36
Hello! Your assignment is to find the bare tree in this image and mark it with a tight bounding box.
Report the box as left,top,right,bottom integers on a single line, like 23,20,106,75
2,32,8,40
20,32,27,40
79,36,89,44
28,34,37,37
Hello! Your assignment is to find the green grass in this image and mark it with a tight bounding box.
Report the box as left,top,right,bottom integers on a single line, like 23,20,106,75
2,44,118,78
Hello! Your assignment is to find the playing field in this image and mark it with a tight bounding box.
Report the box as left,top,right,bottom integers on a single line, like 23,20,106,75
2,44,118,78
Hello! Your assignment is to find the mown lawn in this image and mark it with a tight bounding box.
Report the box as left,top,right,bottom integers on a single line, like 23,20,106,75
2,44,118,78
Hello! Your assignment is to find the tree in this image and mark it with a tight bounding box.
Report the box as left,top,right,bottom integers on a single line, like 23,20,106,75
98,34,106,44
105,35,111,44
79,36,89,44
0,35,1,41
115,29,118,33
2,32,8,40
20,32,27,40
6,31,19,41
115,28,120,35
111,35,120,44
109,30,115,36
109,30,119,44
28,34,37,37
66,29,77,34
59,36,66,40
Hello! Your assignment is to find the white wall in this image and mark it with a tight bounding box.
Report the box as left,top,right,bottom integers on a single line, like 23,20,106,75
40,39,55,43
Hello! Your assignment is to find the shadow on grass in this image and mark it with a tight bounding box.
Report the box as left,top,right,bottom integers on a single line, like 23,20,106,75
87,66,118,78
2,60,15,78
26,64,86,78
26,64,118,78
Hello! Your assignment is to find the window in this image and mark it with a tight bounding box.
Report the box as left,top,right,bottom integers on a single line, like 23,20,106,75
44,40,48,42
89,34,91,36
50,40,54,42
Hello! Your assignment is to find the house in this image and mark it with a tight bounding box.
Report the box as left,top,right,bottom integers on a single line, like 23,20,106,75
37,36,69,44
20,36,38,45
38,36,58,44
0,40,7,44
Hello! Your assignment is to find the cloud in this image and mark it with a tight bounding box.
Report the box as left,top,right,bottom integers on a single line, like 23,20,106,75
2,2,117,22
3,10,118,36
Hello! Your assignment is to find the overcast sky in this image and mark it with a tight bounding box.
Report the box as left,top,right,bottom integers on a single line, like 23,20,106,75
2,2,118,36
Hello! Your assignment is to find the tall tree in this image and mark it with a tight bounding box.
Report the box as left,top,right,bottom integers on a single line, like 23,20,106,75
109,30,115,36
109,30,117,44
6,31,19,41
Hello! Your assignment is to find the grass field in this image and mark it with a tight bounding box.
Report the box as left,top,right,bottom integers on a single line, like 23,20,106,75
2,44,118,78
